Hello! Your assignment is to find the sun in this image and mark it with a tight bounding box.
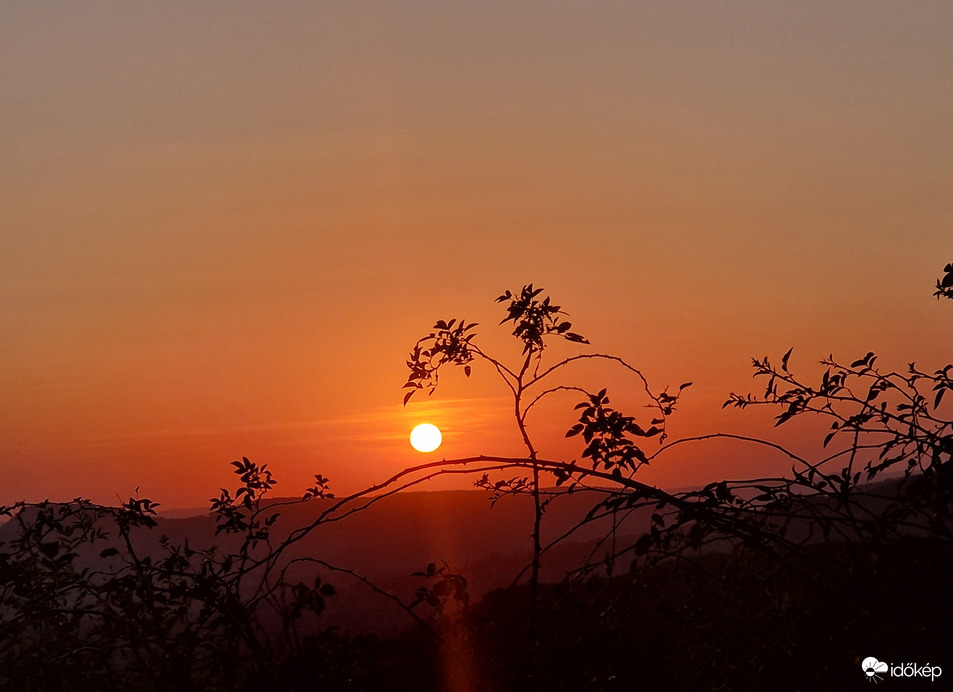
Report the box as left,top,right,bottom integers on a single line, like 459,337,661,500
410,423,442,453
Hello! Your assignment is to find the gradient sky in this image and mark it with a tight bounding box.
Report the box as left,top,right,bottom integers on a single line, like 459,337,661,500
2,1,952,508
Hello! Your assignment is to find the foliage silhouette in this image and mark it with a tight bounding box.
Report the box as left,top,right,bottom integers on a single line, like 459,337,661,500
1,264,951,690
398,268,953,689
0,458,381,690
404,283,689,626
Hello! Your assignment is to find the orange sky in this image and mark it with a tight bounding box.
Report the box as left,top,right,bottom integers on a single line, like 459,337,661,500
2,2,952,508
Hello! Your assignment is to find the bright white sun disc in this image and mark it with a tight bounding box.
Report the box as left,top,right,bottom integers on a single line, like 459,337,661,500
410,423,442,453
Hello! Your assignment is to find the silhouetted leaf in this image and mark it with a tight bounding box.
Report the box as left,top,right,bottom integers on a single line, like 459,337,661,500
634,534,653,556
781,347,794,372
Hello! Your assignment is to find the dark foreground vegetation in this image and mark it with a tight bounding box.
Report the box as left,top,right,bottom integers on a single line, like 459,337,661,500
2,264,952,691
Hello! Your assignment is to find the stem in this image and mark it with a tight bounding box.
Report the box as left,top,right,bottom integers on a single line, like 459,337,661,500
514,351,543,636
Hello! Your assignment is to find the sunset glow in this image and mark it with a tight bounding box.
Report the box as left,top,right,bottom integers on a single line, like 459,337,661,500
3,5,952,689
0,3,950,509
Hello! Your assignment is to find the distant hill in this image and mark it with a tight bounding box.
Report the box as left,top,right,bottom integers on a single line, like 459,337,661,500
3,475,923,636
131,487,656,633
0,486,654,635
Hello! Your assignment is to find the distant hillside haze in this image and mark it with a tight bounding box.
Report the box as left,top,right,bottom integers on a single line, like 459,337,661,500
153,487,654,588
4,487,652,635
3,477,917,636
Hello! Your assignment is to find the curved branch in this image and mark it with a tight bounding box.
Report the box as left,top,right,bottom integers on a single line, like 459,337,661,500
521,385,591,421
646,433,821,473
269,556,439,638
527,353,655,397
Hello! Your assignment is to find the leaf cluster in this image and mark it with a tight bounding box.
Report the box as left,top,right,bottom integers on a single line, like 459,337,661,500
496,284,589,355
403,318,479,405
565,388,660,474
210,457,280,549
287,576,336,621
724,348,953,482
934,261,953,301
410,561,469,613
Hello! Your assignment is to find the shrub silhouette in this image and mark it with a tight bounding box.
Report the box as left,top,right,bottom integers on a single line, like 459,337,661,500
2,264,951,690
401,268,953,689
403,284,688,625
0,459,367,690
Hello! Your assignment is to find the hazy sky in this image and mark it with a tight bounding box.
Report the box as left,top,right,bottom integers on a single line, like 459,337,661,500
2,2,952,508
